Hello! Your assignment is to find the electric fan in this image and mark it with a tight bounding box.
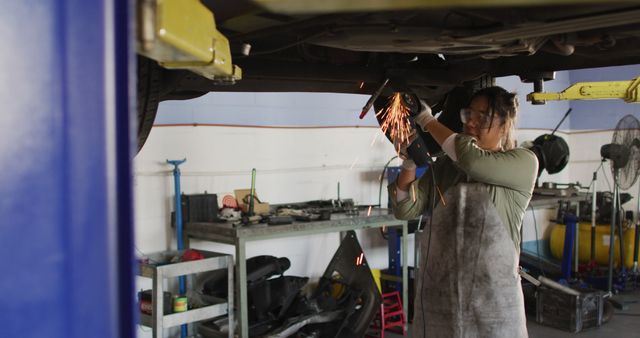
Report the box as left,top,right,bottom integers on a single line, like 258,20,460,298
600,114,640,293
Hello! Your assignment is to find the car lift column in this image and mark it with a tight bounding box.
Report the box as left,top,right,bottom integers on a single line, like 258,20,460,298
0,1,135,338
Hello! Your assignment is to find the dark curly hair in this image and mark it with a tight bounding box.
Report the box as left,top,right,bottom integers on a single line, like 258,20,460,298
471,86,519,150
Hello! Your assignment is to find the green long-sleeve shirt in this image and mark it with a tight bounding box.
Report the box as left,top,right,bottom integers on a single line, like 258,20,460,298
389,134,539,250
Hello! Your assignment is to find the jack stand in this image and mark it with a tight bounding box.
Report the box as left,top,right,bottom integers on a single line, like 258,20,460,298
167,158,188,338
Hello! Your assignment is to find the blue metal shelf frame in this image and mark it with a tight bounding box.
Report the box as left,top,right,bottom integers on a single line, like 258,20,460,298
0,1,135,338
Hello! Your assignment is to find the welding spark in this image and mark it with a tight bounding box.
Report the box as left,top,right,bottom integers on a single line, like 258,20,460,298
370,132,380,147
355,252,365,266
367,205,372,216
349,156,359,170
378,93,413,147
359,81,365,89
436,184,446,206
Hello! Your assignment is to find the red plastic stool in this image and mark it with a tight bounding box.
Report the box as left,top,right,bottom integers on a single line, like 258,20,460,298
365,291,406,338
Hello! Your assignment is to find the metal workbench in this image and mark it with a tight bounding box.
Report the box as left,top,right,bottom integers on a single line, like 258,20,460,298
529,192,588,209
184,209,409,338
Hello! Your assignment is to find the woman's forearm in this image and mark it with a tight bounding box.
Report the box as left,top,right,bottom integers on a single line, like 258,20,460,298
395,117,454,194
424,120,455,146
396,167,416,192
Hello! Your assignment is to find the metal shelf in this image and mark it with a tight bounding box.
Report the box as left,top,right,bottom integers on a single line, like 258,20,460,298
139,303,228,328
137,249,234,338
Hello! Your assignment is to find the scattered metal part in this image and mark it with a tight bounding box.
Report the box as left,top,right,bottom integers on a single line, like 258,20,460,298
539,276,581,296
519,268,541,287
266,311,343,338
197,233,380,338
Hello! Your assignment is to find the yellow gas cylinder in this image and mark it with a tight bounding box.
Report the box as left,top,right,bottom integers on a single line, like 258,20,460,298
549,222,640,269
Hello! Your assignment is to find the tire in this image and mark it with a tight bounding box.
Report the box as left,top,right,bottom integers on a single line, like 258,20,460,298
136,55,162,153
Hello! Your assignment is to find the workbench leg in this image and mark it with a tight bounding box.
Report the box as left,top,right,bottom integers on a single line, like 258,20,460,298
227,256,235,338
236,239,248,338
402,221,409,330
153,269,162,338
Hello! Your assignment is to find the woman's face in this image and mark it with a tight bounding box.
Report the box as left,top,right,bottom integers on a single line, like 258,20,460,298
462,95,505,151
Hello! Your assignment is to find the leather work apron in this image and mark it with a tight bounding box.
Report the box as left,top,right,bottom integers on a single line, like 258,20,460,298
412,184,528,338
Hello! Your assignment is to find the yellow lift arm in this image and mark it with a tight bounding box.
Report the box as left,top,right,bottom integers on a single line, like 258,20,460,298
137,0,241,82
527,77,640,104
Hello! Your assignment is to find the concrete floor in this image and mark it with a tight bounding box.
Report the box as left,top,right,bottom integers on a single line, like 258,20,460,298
386,289,640,338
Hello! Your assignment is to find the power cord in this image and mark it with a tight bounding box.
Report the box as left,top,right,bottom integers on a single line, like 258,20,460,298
378,155,399,209
378,156,399,240
421,159,437,338
380,150,434,337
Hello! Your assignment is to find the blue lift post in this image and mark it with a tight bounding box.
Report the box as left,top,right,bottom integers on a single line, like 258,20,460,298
388,229,403,292
167,159,188,338
0,1,135,338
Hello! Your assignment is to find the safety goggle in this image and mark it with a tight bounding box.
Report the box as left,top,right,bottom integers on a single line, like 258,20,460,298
459,108,495,129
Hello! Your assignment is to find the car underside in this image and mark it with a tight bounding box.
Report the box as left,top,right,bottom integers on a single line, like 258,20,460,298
135,1,640,151
156,1,640,102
